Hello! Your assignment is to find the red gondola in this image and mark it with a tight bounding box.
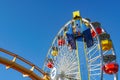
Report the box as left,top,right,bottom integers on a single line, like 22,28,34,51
102,62,119,74
91,27,102,38
58,39,65,46
96,27,102,34
91,22,103,38
47,62,54,68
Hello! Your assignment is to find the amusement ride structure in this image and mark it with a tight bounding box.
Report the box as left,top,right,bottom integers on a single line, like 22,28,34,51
0,11,119,80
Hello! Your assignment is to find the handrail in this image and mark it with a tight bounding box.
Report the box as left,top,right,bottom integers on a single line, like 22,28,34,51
0,56,43,80
0,48,47,80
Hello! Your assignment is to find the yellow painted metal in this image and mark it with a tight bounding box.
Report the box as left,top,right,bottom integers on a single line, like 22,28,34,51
83,41,90,80
84,22,90,27
0,48,46,75
0,56,43,80
51,50,58,56
101,39,112,51
98,44,100,50
76,41,81,80
43,75,50,80
73,11,81,20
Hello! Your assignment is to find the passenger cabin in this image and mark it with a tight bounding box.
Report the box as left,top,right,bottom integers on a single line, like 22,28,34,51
99,33,110,40
58,35,65,46
101,39,112,51
99,33,112,51
46,58,54,68
47,62,54,68
102,62,119,74
91,22,103,38
64,27,68,37
51,47,58,56
103,54,116,63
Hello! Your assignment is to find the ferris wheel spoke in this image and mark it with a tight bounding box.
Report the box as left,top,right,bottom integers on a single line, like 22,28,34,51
64,58,77,68
65,52,77,63
86,42,98,52
65,66,78,73
55,57,78,72
87,44,98,55
61,60,71,70
65,58,78,69
66,71,80,75
68,55,77,64
62,50,75,61
88,54,101,63
90,76,99,80
65,75,81,80
102,50,108,55
59,46,71,57
88,63,101,69
102,50,113,56
90,73,101,76
88,49,99,59
65,62,78,71
88,51,112,63
65,74,80,79
60,52,75,64
54,55,78,74
90,68,101,71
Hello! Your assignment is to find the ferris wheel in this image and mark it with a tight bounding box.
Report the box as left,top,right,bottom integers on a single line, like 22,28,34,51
43,11,119,80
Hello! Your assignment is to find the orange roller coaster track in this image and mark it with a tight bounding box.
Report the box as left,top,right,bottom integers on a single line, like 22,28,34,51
0,48,46,80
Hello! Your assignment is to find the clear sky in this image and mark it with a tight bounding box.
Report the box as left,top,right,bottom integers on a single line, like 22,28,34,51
0,0,120,80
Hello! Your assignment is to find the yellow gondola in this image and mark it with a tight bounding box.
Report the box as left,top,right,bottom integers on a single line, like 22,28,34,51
101,39,112,51
51,50,58,56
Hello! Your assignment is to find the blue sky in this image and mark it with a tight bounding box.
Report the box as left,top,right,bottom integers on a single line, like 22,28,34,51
0,0,120,80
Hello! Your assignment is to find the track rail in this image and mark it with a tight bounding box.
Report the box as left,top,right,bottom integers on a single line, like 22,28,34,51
0,48,46,80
